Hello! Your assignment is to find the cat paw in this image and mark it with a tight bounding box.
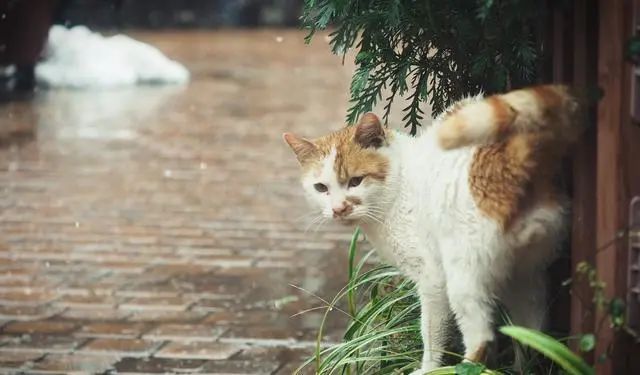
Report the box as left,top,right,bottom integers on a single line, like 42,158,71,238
408,362,439,375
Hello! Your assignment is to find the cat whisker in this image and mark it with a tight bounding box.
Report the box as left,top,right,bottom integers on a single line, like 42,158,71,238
312,216,330,233
303,214,325,234
363,212,384,226
295,211,320,221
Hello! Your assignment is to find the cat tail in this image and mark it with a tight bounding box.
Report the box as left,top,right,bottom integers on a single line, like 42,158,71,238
437,84,584,150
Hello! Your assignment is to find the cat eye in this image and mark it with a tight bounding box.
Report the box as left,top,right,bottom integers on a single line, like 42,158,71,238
314,183,328,193
348,176,363,188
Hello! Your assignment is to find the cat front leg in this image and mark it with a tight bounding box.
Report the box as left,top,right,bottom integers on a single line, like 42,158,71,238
416,282,450,372
441,246,496,364
412,267,451,375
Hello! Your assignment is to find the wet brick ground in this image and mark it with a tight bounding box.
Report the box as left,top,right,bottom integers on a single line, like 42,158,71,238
0,30,371,374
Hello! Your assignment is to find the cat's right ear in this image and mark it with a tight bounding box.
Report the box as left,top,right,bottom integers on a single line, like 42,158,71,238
283,133,319,164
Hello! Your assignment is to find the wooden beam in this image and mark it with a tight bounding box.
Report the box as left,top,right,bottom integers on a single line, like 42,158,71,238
570,0,597,362
595,0,636,373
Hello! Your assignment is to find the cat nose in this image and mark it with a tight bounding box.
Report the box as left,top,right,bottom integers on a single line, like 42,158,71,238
332,203,352,217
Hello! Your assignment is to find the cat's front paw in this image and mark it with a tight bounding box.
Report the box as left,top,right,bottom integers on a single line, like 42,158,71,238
408,362,439,375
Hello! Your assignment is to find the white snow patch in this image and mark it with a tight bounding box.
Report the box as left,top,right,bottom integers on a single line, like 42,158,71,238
36,25,189,88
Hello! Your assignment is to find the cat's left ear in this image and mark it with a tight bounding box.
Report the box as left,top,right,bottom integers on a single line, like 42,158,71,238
355,113,385,148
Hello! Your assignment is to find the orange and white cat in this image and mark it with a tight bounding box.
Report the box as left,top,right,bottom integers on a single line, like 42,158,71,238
283,85,581,373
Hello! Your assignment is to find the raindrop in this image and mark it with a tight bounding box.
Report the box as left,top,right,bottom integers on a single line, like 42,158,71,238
0,14,6,20
275,36,284,43
74,221,80,228
199,162,207,170
164,169,172,177
45,262,50,268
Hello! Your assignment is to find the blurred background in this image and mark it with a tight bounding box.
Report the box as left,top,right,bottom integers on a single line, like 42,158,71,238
55,0,303,28
0,1,358,374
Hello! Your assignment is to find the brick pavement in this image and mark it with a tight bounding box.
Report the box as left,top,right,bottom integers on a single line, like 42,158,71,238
0,30,367,374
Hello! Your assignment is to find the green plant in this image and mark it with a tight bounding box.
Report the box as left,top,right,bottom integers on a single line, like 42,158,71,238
500,326,594,375
297,228,599,374
293,225,419,374
302,0,544,134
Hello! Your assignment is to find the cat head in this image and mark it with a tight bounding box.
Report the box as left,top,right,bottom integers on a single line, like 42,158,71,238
283,113,391,225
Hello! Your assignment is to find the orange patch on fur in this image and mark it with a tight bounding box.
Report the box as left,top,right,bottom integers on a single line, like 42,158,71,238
334,142,389,184
467,84,581,230
294,125,390,184
486,96,516,136
530,85,563,109
469,132,564,230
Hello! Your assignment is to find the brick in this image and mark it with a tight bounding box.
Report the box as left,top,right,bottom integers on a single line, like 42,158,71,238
2,320,77,335
0,335,86,354
126,310,206,323
190,298,229,313
196,256,255,268
77,338,162,358
0,291,58,307
220,325,310,343
199,358,281,374
76,322,149,339
143,324,226,342
113,357,206,374
115,290,179,299
53,294,119,310
201,311,237,325
238,249,293,259
255,259,295,268
0,306,62,321
60,308,132,321
27,353,118,374
154,342,242,360
176,247,234,257
236,347,312,374
97,261,148,274
0,350,43,372
119,296,194,311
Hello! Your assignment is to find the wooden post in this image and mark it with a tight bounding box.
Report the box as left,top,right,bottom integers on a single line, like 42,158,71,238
595,0,638,373
570,0,597,362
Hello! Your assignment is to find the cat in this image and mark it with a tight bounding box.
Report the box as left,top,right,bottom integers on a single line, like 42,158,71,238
283,84,582,373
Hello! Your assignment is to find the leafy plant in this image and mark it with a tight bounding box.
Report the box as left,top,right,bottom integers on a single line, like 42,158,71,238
297,230,597,374
500,326,594,375
297,226,611,374
294,226,421,374
302,0,544,134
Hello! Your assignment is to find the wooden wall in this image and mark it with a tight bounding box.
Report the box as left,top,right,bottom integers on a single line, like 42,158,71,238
552,0,640,373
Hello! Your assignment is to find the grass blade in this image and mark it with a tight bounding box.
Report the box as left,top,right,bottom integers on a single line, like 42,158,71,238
499,326,594,375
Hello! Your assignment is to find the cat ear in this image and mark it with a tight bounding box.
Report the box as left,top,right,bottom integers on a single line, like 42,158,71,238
283,133,319,163
355,113,385,148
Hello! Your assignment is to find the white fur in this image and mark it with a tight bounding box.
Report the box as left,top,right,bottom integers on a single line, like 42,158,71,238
299,115,567,372
455,101,499,144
